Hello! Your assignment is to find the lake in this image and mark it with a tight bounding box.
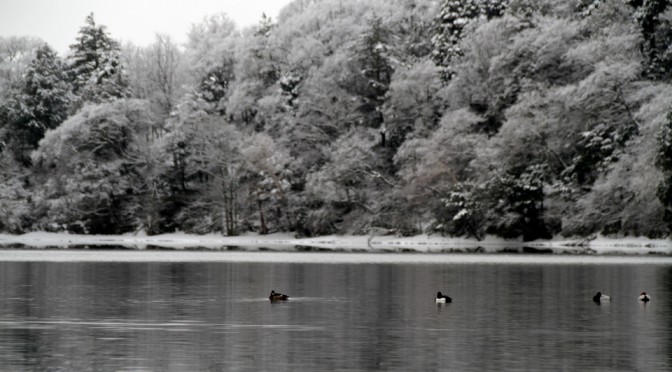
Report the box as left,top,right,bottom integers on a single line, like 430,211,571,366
0,250,671,371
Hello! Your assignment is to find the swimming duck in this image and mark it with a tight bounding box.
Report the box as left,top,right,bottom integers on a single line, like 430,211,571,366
269,290,289,301
593,292,610,302
436,291,452,303
638,292,651,302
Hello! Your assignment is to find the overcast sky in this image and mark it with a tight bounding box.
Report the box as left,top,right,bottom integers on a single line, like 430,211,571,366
0,0,294,55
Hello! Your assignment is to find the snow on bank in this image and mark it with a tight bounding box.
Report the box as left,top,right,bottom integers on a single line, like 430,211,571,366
0,232,670,255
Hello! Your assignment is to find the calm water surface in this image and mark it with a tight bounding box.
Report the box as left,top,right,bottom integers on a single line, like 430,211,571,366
0,251,671,371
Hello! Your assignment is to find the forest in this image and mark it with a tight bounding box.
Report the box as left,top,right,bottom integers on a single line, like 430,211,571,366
1,0,672,241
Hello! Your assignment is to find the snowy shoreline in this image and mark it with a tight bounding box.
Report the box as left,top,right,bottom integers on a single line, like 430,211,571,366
0,232,670,256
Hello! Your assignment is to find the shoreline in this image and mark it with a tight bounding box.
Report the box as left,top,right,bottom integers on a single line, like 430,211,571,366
0,232,670,255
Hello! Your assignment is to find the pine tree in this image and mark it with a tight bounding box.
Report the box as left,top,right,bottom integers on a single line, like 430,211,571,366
252,13,280,87
1,44,71,165
626,0,672,80
349,16,396,127
357,16,395,96
68,13,127,104
255,13,276,37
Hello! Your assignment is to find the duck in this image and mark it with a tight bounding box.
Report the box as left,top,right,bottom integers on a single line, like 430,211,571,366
638,292,651,302
436,291,452,303
593,291,611,302
269,290,289,301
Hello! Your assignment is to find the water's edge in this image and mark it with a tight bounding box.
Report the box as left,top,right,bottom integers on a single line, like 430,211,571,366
0,232,670,256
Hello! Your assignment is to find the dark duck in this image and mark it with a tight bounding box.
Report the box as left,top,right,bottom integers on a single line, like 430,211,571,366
269,290,289,301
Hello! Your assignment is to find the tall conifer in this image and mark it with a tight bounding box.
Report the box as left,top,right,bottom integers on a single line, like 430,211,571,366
1,44,70,165
68,13,127,103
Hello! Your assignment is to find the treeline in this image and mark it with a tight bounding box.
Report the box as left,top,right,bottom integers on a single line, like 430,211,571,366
1,0,672,240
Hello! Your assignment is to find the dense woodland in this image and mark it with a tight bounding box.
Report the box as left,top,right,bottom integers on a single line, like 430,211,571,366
1,0,672,240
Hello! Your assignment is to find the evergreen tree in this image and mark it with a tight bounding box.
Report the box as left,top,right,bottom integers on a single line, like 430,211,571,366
626,0,672,80
356,16,395,98
485,164,551,241
68,13,127,104
348,16,396,128
431,0,479,81
431,0,508,81
1,44,71,165
255,13,276,37
656,107,672,231
251,14,280,88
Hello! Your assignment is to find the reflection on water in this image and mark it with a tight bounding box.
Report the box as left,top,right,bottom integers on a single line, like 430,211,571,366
0,255,670,371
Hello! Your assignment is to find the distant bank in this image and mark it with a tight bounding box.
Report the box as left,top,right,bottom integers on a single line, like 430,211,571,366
0,232,670,255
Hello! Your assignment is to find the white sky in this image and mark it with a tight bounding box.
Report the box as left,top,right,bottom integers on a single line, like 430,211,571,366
0,0,294,55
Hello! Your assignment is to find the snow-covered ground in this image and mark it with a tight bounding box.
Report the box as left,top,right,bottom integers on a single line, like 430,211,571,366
0,231,670,255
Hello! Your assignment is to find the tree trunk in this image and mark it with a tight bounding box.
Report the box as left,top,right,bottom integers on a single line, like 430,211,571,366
257,191,268,235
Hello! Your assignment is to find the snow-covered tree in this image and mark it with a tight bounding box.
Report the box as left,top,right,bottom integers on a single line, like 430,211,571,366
656,107,672,230
431,0,508,81
150,92,248,235
226,15,283,126
395,109,484,192
0,45,71,165
626,0,672,80
433,182,487,240
31,99,158,234
185,13,239,112
388,0,437,60
172,117,245,236
240,133,294,234
382,59,443,149
347,15,396,128
0,159,32,233
306,127,392,234
0,36,44,93
485,164,551,240
0,0,670,238
577,0,605,17
124,34,187,117
68,13,127,105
